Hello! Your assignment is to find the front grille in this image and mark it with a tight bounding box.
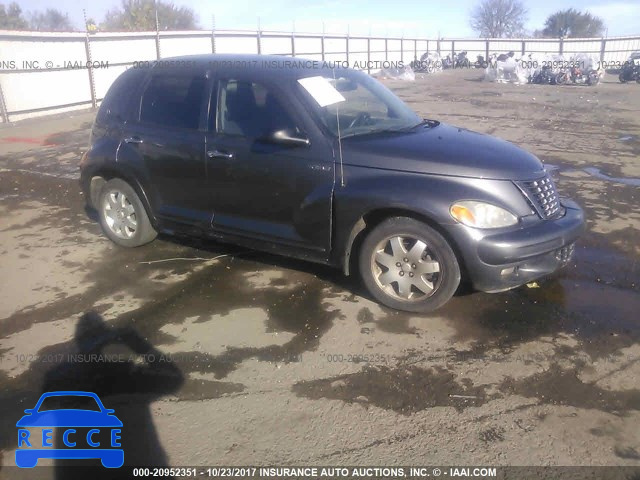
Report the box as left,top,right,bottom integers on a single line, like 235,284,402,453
517,174,561,219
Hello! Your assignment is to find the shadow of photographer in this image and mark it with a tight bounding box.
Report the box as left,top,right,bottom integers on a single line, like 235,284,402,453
42,311,184,479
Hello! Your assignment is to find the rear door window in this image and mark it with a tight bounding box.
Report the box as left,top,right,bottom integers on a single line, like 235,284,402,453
140,73,206,130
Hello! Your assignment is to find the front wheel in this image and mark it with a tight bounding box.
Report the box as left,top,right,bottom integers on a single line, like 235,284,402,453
98,178,157,247
619,72,627,83
358,217,461,313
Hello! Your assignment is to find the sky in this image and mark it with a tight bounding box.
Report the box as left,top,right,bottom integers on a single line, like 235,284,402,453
14,0,640,37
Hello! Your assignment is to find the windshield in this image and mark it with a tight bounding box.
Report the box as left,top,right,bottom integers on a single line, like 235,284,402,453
38,395,101,412
297,69,422,138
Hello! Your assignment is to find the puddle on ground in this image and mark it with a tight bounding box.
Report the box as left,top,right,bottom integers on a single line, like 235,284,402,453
583,167,640,187
544,163,640,187
435,243,640,360
293,365,489,414
499,363,640,414
618,134,638,142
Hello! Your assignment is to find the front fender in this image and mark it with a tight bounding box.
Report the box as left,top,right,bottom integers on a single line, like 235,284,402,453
332,166,533,272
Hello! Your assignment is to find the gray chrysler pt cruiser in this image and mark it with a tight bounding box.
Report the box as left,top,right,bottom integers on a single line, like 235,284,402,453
80,54,585,312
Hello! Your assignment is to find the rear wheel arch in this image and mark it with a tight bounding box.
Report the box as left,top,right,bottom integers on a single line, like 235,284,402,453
97,178,157,247
88,168,156,227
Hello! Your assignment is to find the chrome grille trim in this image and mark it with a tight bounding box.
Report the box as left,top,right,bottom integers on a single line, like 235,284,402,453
516,174,561,219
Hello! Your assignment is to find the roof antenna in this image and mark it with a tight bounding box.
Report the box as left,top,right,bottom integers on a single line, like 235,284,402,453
332,68,345,187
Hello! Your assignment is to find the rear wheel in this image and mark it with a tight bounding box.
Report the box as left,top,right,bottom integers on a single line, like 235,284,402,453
358,217,461,313
98,178,157,247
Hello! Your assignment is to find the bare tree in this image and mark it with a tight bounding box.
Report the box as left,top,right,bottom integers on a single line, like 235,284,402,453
541,9,605,38
29,9,74,31
101,0,198,31
0,2,28,30
470,0,528,38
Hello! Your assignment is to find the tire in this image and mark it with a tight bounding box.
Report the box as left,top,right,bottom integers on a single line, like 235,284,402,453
98,178,157,247
555,73,567,85
619,72,627,83
358,217,461,313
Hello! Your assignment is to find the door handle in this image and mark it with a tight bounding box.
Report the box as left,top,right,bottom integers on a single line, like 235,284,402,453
123,136,143,144
207,150,234,160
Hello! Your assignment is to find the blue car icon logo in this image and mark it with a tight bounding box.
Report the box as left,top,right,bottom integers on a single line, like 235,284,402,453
16,391,124,468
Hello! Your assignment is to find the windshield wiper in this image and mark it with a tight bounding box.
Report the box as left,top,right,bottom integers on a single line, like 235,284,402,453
340,128,408,139
340,119,439,139
390,118,440,133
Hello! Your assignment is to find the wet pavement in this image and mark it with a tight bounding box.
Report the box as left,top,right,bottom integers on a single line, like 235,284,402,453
0,69,639,475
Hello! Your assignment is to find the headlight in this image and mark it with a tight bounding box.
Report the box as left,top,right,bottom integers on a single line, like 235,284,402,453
450,201,518,228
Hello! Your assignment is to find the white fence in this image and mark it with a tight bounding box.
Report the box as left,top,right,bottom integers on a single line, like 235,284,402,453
1,29,639,123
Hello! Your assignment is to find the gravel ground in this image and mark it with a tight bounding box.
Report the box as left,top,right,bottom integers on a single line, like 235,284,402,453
0,67,639,479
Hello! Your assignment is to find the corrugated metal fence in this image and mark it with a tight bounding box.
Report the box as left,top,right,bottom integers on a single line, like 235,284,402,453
1,29,639,122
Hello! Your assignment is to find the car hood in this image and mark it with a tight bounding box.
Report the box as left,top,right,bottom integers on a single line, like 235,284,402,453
342,122,545,180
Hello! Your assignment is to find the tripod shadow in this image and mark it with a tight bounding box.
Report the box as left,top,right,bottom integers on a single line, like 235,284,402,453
42,311,184,479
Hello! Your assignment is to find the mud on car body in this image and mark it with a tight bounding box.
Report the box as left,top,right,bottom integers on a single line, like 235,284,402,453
80,54,585,312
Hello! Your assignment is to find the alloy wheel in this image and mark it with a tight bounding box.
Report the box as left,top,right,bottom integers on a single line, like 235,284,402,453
102,190,137,239
370,235,442,302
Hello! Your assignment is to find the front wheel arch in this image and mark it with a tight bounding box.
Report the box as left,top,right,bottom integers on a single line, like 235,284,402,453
342,208,469,284
358,216,462,312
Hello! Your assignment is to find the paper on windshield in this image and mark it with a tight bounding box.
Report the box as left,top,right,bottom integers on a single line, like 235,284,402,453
297,76,346,107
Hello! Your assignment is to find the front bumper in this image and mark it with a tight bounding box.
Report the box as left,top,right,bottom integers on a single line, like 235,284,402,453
447,198,585,293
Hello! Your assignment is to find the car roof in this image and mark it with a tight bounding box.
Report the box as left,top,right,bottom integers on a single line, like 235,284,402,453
151,54,351,81
38,391,99,399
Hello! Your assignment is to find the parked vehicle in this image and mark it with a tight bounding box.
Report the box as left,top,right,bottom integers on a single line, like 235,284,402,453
81,54,585,312
555,66,600,86
619,57,640,83
474,55,488,69
529,65,555,85
455,51,471,69
496,51,515,62
411,52,443,73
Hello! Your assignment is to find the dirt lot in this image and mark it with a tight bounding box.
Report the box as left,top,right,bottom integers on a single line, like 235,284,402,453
0,68,639,477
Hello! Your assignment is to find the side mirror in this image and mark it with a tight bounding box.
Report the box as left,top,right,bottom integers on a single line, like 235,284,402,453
105,409,115,414
269,129,310,147
24,409,34,414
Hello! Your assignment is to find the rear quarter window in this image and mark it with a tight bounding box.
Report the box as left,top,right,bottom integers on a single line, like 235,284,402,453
96,67,149,125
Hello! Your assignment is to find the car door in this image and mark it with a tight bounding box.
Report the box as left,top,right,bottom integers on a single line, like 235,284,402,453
122,70,211,228
205,74,335,253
